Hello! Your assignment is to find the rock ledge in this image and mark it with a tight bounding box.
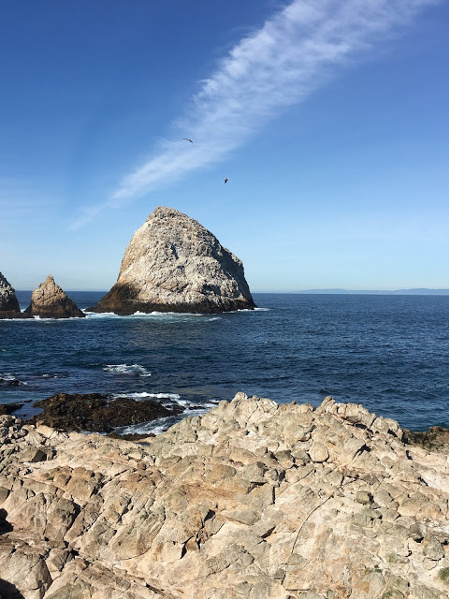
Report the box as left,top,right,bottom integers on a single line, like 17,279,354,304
0,394,447,599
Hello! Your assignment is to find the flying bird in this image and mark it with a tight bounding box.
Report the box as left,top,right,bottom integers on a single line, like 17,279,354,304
223,178,229,184
183,138,193,143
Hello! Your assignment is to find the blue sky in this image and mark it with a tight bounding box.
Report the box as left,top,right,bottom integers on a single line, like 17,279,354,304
0,0,447,292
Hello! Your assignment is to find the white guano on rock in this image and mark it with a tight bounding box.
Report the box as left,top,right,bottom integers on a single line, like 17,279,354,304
90,206,256,314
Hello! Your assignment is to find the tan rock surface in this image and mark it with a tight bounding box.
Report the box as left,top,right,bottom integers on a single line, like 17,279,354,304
90,206,256,314
24,275,85,319
0,394,447,598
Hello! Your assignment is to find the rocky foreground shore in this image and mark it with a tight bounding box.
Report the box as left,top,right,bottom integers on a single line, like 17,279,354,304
0,394,448,599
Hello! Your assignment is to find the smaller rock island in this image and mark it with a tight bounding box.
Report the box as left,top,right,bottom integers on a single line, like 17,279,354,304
24,275,85,319
89,206,256,314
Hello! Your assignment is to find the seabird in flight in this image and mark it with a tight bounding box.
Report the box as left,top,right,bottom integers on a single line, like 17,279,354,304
223,178,229,184
183,138,193,143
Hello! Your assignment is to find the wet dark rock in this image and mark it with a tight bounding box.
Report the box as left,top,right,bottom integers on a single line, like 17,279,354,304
107,432,156,442
27,392,183,433
403,426,449,452
0,378,20,387
0,403,23,415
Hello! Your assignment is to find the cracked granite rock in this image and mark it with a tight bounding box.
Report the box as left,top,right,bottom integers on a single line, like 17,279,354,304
0,394,447,598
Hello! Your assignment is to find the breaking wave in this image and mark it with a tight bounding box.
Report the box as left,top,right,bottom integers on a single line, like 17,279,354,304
113,391,181,404
114,397,221,436
0,374,24,386
103,364,152,377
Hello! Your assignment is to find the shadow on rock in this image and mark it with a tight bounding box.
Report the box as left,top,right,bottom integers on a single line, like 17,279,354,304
0,578,24,599
0,509,13,534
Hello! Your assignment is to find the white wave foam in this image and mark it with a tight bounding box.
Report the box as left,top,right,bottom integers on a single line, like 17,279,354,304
175,398,191,408
84,311,120,319
103,364,152,377
113,392,180,402
86,310,208,319
0,373,26,385
81,308,265,321
115,398,221,436
173,398,219,409
84,310,225,321
0,316,32,321
116,414,180,436
0,374,18,381
33,315,86,321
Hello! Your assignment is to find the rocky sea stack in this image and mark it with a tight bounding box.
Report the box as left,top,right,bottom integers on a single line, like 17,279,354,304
24,275,85,319
0,272,23,319
89,206,256,314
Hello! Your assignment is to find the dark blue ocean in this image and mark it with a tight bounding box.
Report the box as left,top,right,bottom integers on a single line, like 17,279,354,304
0,292,448,433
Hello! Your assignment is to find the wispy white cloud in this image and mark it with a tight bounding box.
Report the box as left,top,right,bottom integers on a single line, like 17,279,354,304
73,0,438,226
68,201,111,231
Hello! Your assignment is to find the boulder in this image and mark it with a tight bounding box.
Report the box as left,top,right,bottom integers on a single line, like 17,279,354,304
89,206,256,314
24,275,85,319
0,272,24,319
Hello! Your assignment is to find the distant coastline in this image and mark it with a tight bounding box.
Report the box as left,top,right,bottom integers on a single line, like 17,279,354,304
16,288,449,296
286,288,449,295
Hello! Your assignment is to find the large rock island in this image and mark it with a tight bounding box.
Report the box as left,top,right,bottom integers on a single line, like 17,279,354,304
89,206,256,314
0,394,447,598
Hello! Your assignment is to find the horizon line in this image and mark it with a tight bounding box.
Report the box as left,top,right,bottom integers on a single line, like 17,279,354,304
15,287,449,295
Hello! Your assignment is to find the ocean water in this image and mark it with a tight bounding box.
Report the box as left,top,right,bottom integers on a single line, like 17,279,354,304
0,292,447,433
